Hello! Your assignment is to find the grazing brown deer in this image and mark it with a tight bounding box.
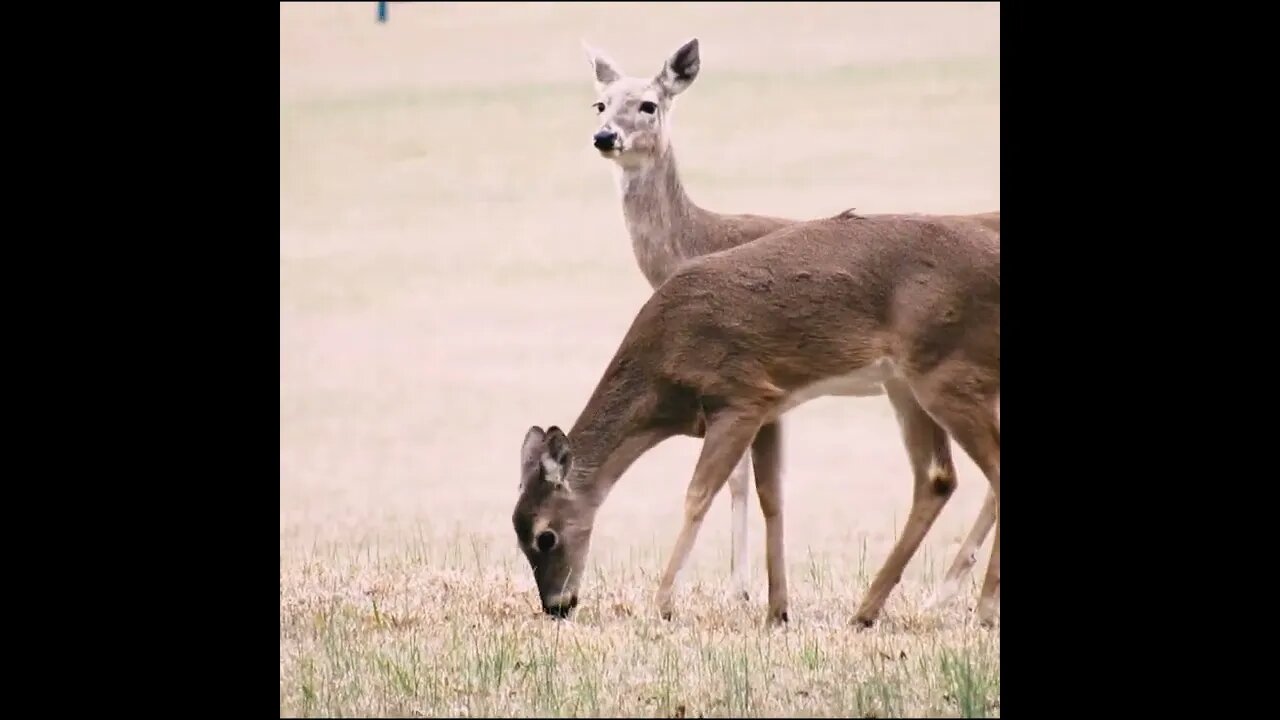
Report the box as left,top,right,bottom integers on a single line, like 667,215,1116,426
512,209,1000,628
581,37,1000,608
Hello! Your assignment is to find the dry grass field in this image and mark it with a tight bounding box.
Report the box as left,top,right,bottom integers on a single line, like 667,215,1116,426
280,2,1000,716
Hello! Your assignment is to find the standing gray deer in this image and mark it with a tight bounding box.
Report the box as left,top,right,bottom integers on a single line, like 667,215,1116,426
581,38,999,610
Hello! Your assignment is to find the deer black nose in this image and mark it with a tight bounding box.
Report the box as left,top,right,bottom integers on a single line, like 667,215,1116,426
593,131,618,150
542,594,578,618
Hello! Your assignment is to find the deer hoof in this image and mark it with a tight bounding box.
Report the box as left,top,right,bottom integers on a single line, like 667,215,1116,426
976,596,998,627
659,606,674,621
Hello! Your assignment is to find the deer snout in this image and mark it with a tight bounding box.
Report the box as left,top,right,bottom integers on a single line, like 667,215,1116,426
592,130,618,150
542,592,578,618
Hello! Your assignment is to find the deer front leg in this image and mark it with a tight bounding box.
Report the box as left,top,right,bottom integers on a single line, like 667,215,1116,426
749,420,787,625
656,410,764,621
926,489,996,610
727,452,752,602
854,379,956,627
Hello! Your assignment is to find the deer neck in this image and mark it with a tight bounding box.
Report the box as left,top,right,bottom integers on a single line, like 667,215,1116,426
613,145,702,287
564,354,670,510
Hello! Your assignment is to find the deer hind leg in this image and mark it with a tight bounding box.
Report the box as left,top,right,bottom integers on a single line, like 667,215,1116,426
926,489,996,610
749,420,787,625
727,452,753,602
853,377,957,627
912,368,1000,627
655,408,764,620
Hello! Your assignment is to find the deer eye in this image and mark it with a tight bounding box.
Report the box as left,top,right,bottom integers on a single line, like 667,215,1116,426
592,102,605,113
536,530,558,553
639,101,658,114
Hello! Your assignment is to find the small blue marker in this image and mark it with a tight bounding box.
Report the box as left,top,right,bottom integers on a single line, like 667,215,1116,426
377,1,387,23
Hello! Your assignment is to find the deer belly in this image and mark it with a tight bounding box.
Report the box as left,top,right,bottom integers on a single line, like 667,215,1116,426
772,360,896,418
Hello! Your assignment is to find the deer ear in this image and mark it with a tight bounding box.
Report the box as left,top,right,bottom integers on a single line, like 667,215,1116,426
582,40,623,91
541,426,573,488
521,426,546,482
656,38,700,96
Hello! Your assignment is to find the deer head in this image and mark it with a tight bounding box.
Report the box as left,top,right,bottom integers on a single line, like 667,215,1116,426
512,425,595,617
582,38,701,167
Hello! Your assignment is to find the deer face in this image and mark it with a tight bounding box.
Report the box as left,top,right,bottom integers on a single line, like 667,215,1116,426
512,425,595,618
583,38,701,166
